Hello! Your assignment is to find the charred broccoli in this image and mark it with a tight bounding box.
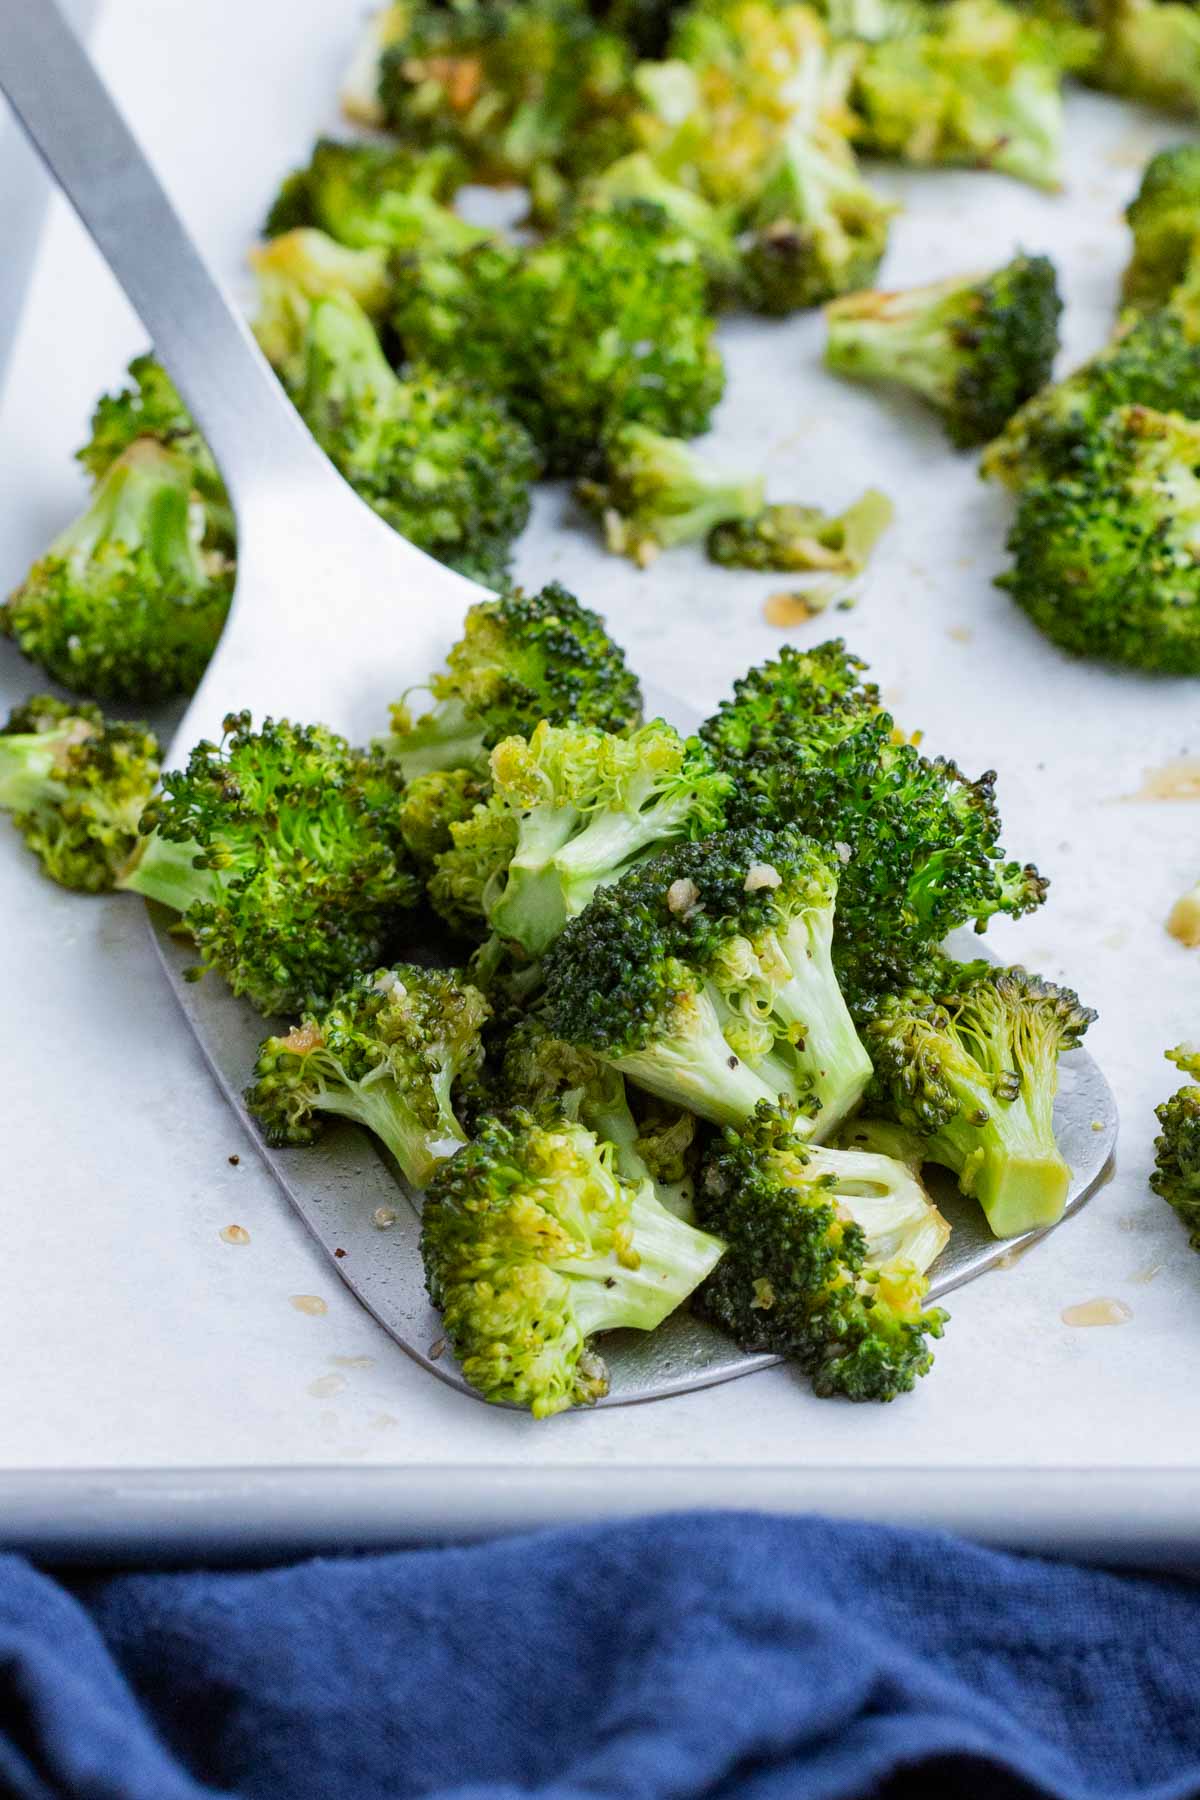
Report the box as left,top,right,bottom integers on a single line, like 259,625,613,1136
696,1104,948,1401
998,403,1200,673
866,958,1096,1237
0,695,159,892
1152,1045,1200,1249
707,488,893,573
543,825,873,1135
3,440,232,703
740,125,894,315
246,964,490,1188
576,424,764,565
825,256,1062,448
263,138,482,256
420,1109,725,1415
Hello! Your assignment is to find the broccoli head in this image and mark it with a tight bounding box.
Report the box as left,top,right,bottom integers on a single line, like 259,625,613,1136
825,256,1062,449
392,203,726,474
287,293,540,583
574,152,743,301
543,824,873,1135
246,964,490,1188
117,712,420,1014
3,440,232,703
740,127,894,316
700,641,1046,998
77,354,233,551
998,402,1200,673
1091,0,1200,117
982,302,1200,488
1121,145,1200,316
0,695,159,893
695,1104,948,1401
433,718,732,955
1152,1045,1200,1250
399,768,491,869
263,138,480,255
421,1109,726,1415
866,958,1096,1238
249,228,392,372
576,424,764,565
707,488,893,572
381,585,643,779
852,0,1096,190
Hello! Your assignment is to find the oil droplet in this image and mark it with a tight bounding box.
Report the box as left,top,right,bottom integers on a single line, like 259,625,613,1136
331,1354,375,1369
764,590,820,627
373,1207,398,1229
1117,1216,1139,1233
307,1373,347,1398
1131,1263,1163,1286
1061,1298,1133,1328
1125,758,1200,802
370,1413,399,1430
1167,891,1200,948
290,1294,328,1317
220,1224,250,1246
996,1239,1036,1269
946,624,973,645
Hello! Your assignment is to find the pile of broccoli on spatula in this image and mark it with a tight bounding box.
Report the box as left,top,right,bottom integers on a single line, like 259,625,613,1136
0,597,1096,1419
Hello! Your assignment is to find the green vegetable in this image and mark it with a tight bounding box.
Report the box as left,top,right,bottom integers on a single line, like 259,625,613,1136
1152,1045,1200,1249
576,424,765,565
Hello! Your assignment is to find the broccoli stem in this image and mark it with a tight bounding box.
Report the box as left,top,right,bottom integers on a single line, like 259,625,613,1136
116,831,224,915
565,1186,726,1336
487,803,584,953
56,439,207,587
928,1079,1069,1238
304,1060,466,1189
826,302,959,409
0,734,69,813
384,697,489,782
613,989,781,1125
552,805,686,920
768,914,873,1137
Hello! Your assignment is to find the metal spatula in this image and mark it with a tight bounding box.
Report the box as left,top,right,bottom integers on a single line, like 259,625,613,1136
0,0,1118,1410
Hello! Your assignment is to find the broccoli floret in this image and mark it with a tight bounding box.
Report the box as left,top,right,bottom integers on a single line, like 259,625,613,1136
286,294,540,583
399,768,491,869
982,303,1200,488
740,126,894,316
574,152,743,300
852,0,1095,190
263,138,480,255
78,354,233,551
865,958,1096,1238
707,488,893,572
591,0,691,57
543,825,873,1134
695,1104,948,1401
576,424,764,565
246,964,490,1188
998,403,1200,673
381,586,643,780
434,718,731,955
700,641,1046,998
1121,146,1200,316
249,229,392,372
376,0,634,188
421,1109,725,1415
825,256,1062,449
116,712,420,1014
1152,1045,1200,1249
0,695,159,893
1090,0,1200,116
392,203,726,473
2,441,232,703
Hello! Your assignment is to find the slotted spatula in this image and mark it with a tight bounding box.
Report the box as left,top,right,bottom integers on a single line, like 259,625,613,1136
0,0,1118,1409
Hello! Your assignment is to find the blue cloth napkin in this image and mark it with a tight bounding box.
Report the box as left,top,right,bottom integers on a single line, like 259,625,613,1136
2,1511,1199,1800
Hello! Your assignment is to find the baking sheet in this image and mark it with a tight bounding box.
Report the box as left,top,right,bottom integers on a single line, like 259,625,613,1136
2,0,1198,1557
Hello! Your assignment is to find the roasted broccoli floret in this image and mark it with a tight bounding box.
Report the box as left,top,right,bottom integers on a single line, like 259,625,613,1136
576,424,764,565
1090,0,1200,117
700,641,1046,999
708,488,893,572
433,719,731,954
543,825,873,1134
398,768,491,869
1151,1045,1200,1249
982,302,1200,488
116,712,420,1014
78,354,233,551
381,586,643,779
285,293,539,582
263,138,480,255
852,0,1095,190
740,125,894,315
370,0,633,190
392,203,725,473
2,440,232,703
0,695,159,892
998,403,1200,673
246,964,490,1188
249,228,392,371
866,958,1096,1238
1121,146,1200,316
825,256,1062,449
695,1104,948,1401
421,1109,726,1415
574,152,743,300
